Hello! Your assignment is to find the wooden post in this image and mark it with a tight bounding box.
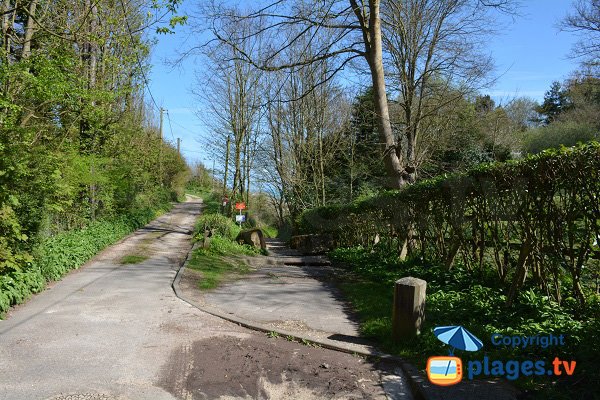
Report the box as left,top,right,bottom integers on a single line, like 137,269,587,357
392,277,427,341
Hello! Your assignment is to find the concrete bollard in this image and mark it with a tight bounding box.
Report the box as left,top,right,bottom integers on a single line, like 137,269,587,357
392,277,427,341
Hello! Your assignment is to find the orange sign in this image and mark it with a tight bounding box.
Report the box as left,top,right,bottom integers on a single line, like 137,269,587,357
235,202,246,210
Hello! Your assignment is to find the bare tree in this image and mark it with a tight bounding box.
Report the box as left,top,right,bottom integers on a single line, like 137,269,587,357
193,19,263,206
261,62,350,218
199,0,409,188
561,0,600,69
382,0,504,181
200,0,516,188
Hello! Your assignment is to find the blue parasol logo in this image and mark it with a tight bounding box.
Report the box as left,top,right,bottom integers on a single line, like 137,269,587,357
434,325,483,355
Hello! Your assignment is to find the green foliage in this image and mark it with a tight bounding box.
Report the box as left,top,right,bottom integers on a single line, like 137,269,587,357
0,268,45,317
0,0,190,316
330,246,599,397
200,235,260,257
0,206,162,317
185,184,221,215
523,121,597,154
536,81,572,124
34,219,128,281
187,235,257,290
188,183,263,290
195,213,241,241
261,226,278,239
187,252,250,290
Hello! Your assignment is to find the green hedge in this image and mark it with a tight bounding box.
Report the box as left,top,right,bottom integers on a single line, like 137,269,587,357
299,142,600,306
0,207,164,317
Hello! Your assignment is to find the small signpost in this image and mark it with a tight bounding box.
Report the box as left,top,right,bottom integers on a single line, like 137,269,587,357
221,196,229,215
235,202,246,227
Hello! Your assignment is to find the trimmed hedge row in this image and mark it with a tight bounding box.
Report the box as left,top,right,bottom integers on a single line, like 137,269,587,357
0,207,162,316
299,142,600,306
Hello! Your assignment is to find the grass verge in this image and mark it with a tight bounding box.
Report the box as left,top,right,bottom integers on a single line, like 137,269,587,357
187,235,259,291
187,252,250,290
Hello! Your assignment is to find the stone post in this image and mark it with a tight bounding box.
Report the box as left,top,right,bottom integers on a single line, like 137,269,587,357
392,277,427,341
202,229,212,249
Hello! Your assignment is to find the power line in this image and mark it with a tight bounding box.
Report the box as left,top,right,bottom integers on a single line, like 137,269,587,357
165,111,176,142
168,118,192,132
118,0,160,112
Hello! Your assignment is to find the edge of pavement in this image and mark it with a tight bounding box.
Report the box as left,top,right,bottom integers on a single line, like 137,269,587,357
171,241,429,400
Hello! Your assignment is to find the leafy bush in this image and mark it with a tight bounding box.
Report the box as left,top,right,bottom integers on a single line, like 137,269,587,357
523,121,597,154
187,235,259,290
195,213,241,240
34,219,131,281
329,246,599,397
196,235,259,257
0,268,45,315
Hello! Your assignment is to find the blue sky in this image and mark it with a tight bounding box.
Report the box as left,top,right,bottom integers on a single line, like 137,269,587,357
147,0,582,166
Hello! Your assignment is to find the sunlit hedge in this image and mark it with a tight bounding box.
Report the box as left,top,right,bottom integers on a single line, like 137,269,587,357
299,142,600,305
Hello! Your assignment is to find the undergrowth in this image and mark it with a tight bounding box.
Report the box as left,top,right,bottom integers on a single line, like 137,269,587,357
186,191,263,290
329,246,600,399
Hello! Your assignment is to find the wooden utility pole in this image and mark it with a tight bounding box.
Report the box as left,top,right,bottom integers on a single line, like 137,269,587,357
177,137,181,156
159,108,164,140
223,134,231,195
159,107,164,185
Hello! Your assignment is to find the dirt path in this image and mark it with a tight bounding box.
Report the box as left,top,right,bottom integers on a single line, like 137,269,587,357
0,198,412,400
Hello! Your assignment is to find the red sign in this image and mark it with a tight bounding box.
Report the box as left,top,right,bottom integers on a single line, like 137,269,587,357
235,202,246,210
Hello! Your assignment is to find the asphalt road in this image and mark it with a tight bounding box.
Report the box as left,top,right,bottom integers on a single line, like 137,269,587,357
0,200,253,400
0,199,411,400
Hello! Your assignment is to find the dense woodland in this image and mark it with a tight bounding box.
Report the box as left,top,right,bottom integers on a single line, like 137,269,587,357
0,0,187,311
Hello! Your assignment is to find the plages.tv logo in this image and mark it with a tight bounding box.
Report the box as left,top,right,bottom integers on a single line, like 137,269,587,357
426,326,576,386
426,325,483,386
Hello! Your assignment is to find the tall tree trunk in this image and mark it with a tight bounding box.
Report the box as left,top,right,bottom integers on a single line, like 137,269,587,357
22,0,38,59
245,133,251,205
89,1,98,91
232,136,242,201
353,0,406,188
223,135,231,195
1,0,15,63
